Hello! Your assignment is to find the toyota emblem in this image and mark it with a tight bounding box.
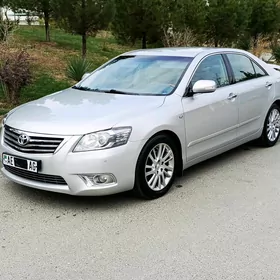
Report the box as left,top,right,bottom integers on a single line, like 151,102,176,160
17,134,30,146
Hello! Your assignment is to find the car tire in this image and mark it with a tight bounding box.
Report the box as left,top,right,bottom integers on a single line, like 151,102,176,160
258,103,280,147
133,134,179,199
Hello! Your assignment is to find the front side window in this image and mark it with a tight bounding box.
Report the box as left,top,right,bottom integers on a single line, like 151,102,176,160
227,54,256,82
252,61,267,78
77,55,193,95
190,55,230,88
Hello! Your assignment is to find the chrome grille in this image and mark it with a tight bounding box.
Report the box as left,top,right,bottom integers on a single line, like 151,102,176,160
4,165,67,185
4,125,64,154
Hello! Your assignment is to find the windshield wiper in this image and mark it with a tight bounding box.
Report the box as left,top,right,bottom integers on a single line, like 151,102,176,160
72,85,92,91
72,86,108,92
73,86,138,95
102,89,139,95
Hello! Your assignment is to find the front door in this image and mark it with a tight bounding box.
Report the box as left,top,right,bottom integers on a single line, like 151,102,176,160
182,54,239,161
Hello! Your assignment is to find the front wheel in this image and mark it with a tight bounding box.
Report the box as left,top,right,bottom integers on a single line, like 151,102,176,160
134,135,179,199
258,104,280,147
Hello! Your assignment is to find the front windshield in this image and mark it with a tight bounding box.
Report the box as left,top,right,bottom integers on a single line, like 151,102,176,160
77,55,193,95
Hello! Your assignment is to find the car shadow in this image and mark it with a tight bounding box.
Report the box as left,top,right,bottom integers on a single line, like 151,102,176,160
5,142,267,210
177,142,259,182
6,182,145,211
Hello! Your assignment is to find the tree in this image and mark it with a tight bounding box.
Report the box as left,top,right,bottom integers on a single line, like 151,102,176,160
204,0,251,47
248,0,280,47
112,0,209,48
112,0,162,49
0,6,18,42
52,0,113,58
170,0,207,37
3,0,52,41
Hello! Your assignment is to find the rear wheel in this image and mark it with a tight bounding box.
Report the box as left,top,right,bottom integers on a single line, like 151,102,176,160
134,135,179,199
258,104,280,147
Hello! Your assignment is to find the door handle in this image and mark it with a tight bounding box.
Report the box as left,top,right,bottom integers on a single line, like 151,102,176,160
265,82,273,88
228,93,237,100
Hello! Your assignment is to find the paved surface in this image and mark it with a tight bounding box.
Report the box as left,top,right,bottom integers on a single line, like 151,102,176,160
1,143,280,280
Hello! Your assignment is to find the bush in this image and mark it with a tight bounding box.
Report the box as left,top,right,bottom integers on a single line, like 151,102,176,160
271,45,280,63
66,57,93,82
0,81,9,101
162,28,198,47
251,34,270,58
0,10,18,43
0,50,32,105
0,20,17,42
236,35,251,51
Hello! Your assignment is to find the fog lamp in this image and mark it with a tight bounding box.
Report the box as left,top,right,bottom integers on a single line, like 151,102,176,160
80,173,117,187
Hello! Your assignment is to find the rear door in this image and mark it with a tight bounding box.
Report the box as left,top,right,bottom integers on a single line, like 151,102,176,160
226,53,273,140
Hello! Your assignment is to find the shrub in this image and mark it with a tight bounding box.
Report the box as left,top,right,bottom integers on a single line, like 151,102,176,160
236,35,251,51
66,57,93,82
0,20,17,42
271,45,280,63
251,34,270,58
0,50,32,105
162,27,198,47
0,81,9,100
0,10,18,43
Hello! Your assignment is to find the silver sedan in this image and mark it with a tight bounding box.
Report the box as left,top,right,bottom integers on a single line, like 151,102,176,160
1,47,280,199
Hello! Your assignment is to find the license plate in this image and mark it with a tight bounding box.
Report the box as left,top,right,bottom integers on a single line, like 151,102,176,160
2,154,41,173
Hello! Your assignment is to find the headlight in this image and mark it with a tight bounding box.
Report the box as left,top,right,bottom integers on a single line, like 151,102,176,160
73,127,132,152
2,114,7,126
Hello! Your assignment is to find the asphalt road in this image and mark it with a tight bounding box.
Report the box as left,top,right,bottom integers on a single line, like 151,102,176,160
1,142,280,280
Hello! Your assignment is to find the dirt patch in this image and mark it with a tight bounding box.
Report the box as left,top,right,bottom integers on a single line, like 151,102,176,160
108,43,132,52
26,42,78,80
0,41,75,81
96,30,114,39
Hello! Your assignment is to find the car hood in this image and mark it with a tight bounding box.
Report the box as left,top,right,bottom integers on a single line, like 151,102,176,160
6,88,166,135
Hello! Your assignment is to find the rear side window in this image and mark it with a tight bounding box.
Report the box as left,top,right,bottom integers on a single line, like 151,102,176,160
227,54,256,82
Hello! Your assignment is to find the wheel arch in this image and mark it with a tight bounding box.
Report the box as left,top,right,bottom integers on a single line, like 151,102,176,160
141,130,184,177
273,99,280,109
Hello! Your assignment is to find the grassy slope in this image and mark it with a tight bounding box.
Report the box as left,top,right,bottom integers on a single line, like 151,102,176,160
0,26,133,115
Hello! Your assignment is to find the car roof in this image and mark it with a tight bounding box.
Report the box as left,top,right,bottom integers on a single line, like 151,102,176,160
123,47,247,58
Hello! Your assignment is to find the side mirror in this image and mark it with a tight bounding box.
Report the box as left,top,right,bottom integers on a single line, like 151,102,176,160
192,80,217,94
81,72,91,81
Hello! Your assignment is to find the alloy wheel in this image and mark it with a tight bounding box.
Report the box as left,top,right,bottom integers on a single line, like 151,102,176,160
267,108,280,142
144,143,175,191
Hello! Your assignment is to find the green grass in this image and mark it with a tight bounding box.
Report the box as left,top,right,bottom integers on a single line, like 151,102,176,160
0,108,9,115
0,73,71,107
20,73,71,103
16,26,133,63
17,25,117,47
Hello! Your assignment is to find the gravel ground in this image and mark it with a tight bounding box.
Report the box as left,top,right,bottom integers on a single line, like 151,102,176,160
1,143,280,280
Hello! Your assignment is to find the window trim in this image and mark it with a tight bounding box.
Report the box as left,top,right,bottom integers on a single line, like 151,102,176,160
185,53,232,97
224,52,268,85
251,60,268,78
222,54,235,84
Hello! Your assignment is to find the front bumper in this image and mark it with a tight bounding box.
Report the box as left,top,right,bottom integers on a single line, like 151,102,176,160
0,128,144,196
